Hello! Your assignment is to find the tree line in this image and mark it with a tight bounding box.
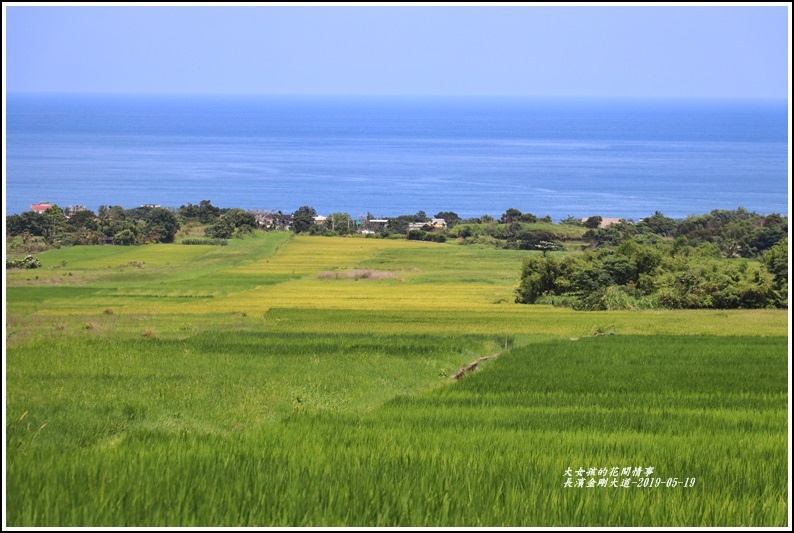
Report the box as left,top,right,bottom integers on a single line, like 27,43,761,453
7,204,181,247
7,203,786,257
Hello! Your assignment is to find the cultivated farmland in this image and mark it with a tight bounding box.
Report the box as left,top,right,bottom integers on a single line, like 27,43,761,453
5,233,789,526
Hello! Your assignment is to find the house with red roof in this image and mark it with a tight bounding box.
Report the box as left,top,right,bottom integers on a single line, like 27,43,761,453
30,202,53,212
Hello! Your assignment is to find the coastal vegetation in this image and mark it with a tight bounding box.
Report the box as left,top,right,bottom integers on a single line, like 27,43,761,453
5,232,789,526
7,203,787,309
515,237,788,310
6,202,786,255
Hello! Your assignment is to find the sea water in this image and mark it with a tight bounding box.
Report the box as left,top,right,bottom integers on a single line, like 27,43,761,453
5,94,789,219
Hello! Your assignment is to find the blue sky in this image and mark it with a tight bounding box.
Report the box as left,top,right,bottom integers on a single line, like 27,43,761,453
4,5,790,98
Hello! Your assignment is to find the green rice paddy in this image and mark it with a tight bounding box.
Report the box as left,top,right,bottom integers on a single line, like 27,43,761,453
5,233,789,526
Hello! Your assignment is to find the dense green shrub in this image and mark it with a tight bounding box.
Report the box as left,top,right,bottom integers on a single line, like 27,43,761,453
177,200,220,224
113,229,136,246
516,237,786,310
6,255,42,269
205,219,234,239
407,230,446,243
181,238,228,246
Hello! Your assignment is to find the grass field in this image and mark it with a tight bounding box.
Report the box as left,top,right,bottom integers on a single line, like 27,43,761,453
5,233,789,526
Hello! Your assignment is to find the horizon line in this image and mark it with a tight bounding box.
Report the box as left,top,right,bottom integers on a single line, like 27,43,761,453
5,91,790,101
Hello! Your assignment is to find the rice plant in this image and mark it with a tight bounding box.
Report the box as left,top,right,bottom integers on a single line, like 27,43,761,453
5,234,788,526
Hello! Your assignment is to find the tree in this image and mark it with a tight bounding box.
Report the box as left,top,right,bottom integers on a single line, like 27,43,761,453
558,215,583,226
6,211,46,237
535,240,563,256
122,206,180,243
197,208,257,238
515,255,564,303
434,211,461,227
501,208,523,224
638,211,677,236
223,208,257,233
407,229,426,241
143,207,180,243
328,212,354,234
670,208,784,258
763,238,788,290
387,217,410,235
40,205,67,245
61,209,101,245
516,227,559,250
177,202,201,221
113,229,136,245
98,205,126,222
291,206,317,234
65,209,98,232
515,235,785,310
5,214,23,236
198,200,220,223
206,218,234,239
591,221,638,247
584,216,603,229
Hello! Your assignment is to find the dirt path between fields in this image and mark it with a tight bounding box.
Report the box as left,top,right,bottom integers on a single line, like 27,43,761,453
453,350,503,380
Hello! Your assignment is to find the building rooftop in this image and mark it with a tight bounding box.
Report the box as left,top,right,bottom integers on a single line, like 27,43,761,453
31,202,53,211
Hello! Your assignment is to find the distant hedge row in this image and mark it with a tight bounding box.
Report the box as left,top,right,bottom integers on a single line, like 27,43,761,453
181,238,228,246
407,230,447,243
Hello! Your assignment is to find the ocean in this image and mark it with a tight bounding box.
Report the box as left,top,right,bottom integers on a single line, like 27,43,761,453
4,94,789,220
